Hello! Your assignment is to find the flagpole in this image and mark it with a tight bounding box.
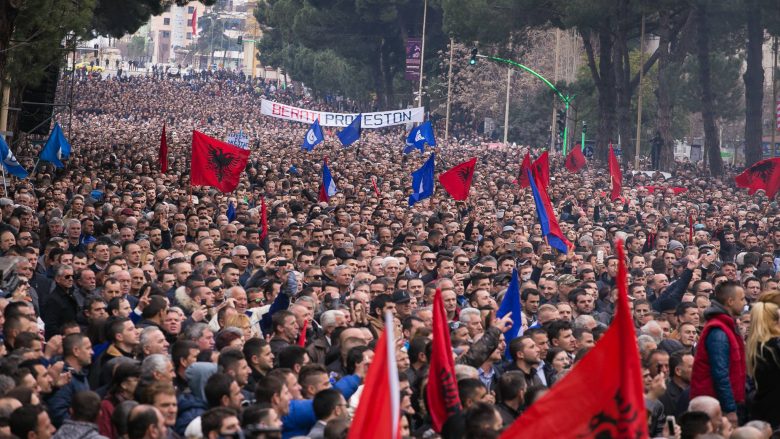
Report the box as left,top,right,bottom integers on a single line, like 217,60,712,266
503,68,511,144
416,0,427,108
0,151,6,197
444,37,454,142
31,158,41,175
634,14,645,169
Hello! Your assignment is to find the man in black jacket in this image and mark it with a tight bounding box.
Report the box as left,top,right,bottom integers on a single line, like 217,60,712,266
41,265,84,339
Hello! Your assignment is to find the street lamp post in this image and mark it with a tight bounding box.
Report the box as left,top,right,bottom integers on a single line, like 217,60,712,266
473,52,573,154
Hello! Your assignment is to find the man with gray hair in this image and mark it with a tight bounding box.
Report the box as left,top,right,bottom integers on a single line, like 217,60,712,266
639,321,664,344
183,322,216,351
307,309,346,364
42,264,82,339
139,326,169,357
688,396,723,434
459,307,484,340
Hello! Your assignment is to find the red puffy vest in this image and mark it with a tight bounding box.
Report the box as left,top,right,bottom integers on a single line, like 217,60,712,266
690,313,746,404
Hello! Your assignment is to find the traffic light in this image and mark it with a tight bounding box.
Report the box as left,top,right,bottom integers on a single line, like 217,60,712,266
469,47,478,65
556,110,566,139
237,35,243,45
582,121,587,134
93,43,99,57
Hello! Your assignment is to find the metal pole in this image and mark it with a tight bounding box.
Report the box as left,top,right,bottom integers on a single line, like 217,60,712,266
503,68,511,144
444,37,454,141
634,14,645,169
563,100,569,155
416,0,427,108
550,29,560,151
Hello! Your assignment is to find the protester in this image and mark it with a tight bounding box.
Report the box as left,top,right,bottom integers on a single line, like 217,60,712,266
0,67,776,439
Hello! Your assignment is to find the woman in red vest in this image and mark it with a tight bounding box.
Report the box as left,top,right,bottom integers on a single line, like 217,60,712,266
746,291,780,428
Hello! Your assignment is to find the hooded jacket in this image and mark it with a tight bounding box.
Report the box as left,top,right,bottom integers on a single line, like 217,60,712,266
175,362,217,435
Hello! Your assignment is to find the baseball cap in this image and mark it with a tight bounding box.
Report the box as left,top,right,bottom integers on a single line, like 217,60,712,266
502,225,516,233
391,290,411,304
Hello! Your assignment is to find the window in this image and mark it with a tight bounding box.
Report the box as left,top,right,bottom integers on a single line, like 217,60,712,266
187,19,192,26
187,33,192,40
163,18,170,25
188,6,194,13
161,31,170,38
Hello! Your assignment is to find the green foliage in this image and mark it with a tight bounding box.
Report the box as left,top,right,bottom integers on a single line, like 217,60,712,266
127,35,147,60
91,0,217,38
256,0,447,104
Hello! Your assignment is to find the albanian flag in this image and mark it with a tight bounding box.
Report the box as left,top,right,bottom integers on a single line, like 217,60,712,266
191,131,250,193
735,157,780,199
438,157,476,201
159,122,168,173
608,144,622,201
426,289,461,431
516,152,532,187
532,151,550,189
500,240,648,439
565,143,586,173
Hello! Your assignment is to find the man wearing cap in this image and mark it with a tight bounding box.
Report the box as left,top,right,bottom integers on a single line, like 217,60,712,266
392,290,412,320
554,275,578,304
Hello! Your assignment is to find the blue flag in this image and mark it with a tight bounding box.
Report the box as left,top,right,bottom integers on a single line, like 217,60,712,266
497,268,523,359
288,165,299,175
408,153,435,207
0,136,27,179
528,169,570,254
404,120,436,154
337,114,362,147
226,201,236,222
40,123,71,168
302,119,324,151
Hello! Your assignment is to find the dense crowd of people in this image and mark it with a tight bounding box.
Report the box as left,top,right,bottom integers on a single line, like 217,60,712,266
0,68,778,439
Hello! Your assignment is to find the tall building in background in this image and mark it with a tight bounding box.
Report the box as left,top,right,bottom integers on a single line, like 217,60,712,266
149,1,207,65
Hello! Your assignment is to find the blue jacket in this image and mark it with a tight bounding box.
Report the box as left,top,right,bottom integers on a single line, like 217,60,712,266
281,374,361,439
175,392,208,435
47,369,90,427
704,327,737,412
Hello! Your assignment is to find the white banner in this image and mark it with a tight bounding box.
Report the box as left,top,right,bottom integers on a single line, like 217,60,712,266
261,99,425,128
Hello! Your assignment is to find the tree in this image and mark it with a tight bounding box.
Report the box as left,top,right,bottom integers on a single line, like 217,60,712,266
256,0,448,106
127,35,147,61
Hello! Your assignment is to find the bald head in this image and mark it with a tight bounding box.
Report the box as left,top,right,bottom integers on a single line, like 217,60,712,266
730,427,764,439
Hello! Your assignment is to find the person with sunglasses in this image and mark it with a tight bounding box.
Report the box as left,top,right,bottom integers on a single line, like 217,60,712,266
41,264,85,340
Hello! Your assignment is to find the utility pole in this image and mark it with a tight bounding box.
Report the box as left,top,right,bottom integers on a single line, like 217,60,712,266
444,37,454,141
550,29,560,151
634,14,645,169
417,0,428,108
504,68,511,144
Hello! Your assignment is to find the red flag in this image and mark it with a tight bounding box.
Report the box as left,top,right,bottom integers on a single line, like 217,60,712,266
688,214,694,244
426,289,461,432
297,319,308,347
347,313,400,439
438,157,476,201
530,170,572,253
735,157,780,199
608,144,622,201
532,151,550,189
260,196,268,243
159,122,168,173
516,152,532,187
191,131,250,193
500,240,648,439
191,8,197,36
565,144,587,173
371,176,381,197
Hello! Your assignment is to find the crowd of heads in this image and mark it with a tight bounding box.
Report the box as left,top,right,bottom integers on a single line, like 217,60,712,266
0,68,777,439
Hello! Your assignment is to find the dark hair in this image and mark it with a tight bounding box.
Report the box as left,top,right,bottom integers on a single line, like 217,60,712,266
545,320,573,341
63,332,88,357
312,388,343,420
463,402,500,439
72,390,103,422
201,407,237,437
679,411,712,439
278,345,308,370
128,405,161,439
271,310,295,334
458,378,487,405
106,317,131,343
714,280,743,305
171,340,198,372
345,346,371,375
9,404,45,439
508,335,532,362
141,295,167,319
675,302,698,317
243,337,268,360
255,375,284,404
204,373,235,408
521,288,541,301
496,371,526,403
218,348,246,373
